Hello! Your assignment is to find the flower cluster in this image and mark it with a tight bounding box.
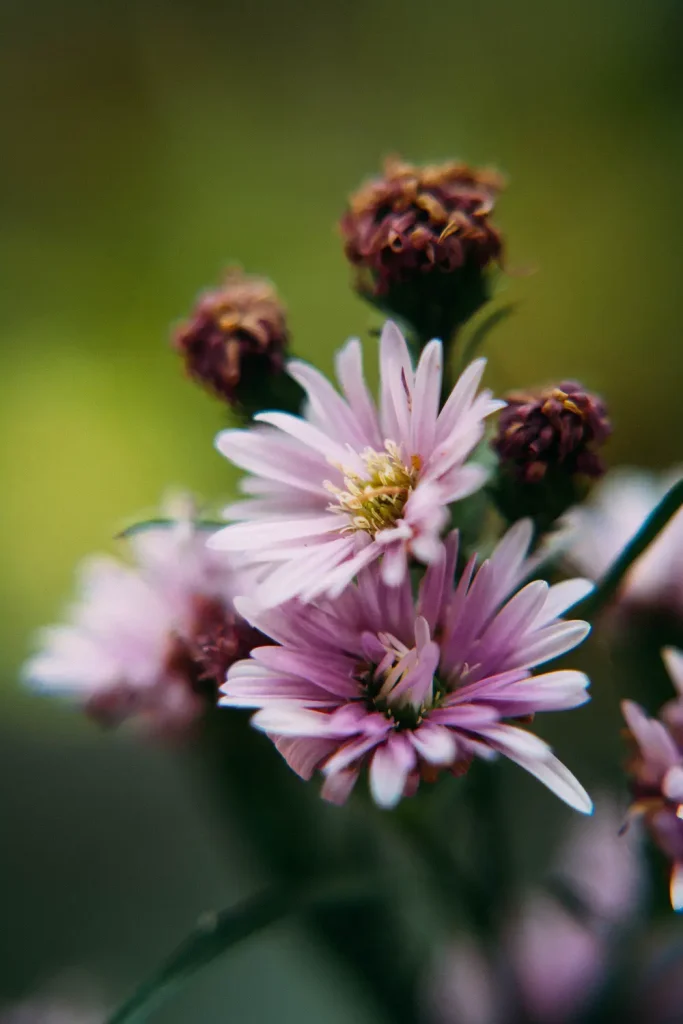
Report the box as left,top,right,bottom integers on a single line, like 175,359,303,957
24,146,683,1024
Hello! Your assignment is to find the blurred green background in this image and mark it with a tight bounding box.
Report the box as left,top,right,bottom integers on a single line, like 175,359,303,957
2,0,683,1018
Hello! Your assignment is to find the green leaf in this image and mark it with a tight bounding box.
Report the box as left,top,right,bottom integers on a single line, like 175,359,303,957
106,878,369,1024
573,478,683,620
116,517,224,540
457,302,517,371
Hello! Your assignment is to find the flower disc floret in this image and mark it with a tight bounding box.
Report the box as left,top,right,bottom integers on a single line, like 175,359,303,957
326,443,421,536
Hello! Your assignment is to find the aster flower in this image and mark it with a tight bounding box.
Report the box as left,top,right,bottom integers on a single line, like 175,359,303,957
209,320,504,606
622,648,683,910
173,269,293,414
221,520,593,812
340,156,504,340
24,500,262,734
565,468,683,616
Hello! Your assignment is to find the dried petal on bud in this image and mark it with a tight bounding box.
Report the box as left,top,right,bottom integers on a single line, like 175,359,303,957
494,382,611,484
173,270,289,409
340,155,505,338
491,381,611,533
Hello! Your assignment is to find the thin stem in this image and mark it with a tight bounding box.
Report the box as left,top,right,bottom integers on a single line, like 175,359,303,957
575,478,683,621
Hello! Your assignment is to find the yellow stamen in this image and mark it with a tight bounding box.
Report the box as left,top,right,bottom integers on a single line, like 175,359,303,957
325,442,419,536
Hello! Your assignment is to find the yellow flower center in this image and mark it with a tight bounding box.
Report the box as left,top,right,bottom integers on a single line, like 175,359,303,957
325,443,421,536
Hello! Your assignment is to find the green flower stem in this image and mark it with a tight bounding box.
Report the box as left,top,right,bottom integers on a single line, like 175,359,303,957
395,802,488,936
194,711,427,1024
106,877,369,1024
574,478,683,621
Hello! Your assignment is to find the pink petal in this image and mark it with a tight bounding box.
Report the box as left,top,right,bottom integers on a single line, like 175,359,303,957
535,578,594,626
274,736,338,780
334,339,382,448
368,734,417,808
252,705,337,737
379,321,413,442
254,411,361,470
410,723,458,765
671,862,683,912
663,647,683,696
321,767,360,805
410,339,442,455
287,359,370,449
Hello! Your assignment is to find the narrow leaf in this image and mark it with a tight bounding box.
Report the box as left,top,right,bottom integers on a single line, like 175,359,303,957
116,517,224,540
458,302,517,370
107,878,368,1024
573,478,683,620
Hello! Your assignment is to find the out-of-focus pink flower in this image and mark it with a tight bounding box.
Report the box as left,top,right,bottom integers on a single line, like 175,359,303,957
623,649,683,911
24,500,261,735
209,320,503,606
427,798,643,1024
0,998,101,1024
222,520,593,811
565,468,683,615
0,975,103,1024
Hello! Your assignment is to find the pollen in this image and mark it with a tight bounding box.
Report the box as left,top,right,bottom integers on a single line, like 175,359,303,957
325,442,419,535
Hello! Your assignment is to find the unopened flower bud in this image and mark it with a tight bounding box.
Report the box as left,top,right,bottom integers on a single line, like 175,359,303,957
491,381,611,531
174,270,296,415
340,156,505,342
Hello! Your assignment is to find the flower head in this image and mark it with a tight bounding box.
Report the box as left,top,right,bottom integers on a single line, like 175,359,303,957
491,381,611,532
209,321,504,606
340,156,505,338
173,269,289,411
622,648,683,910
494,381,611,485
24,501,262,734
222,521,593,812
565,468,683,616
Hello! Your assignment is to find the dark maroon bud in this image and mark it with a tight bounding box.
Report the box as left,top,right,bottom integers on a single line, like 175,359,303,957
340,156,505,341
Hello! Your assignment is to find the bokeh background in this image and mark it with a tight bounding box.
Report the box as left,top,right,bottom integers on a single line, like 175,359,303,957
2,0,683,1019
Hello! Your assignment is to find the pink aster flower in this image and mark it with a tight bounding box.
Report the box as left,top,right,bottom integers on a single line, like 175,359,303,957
24,500,262,734
622,647,683,910
209,320,504,606
565,468,683,616
221,520,593,811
